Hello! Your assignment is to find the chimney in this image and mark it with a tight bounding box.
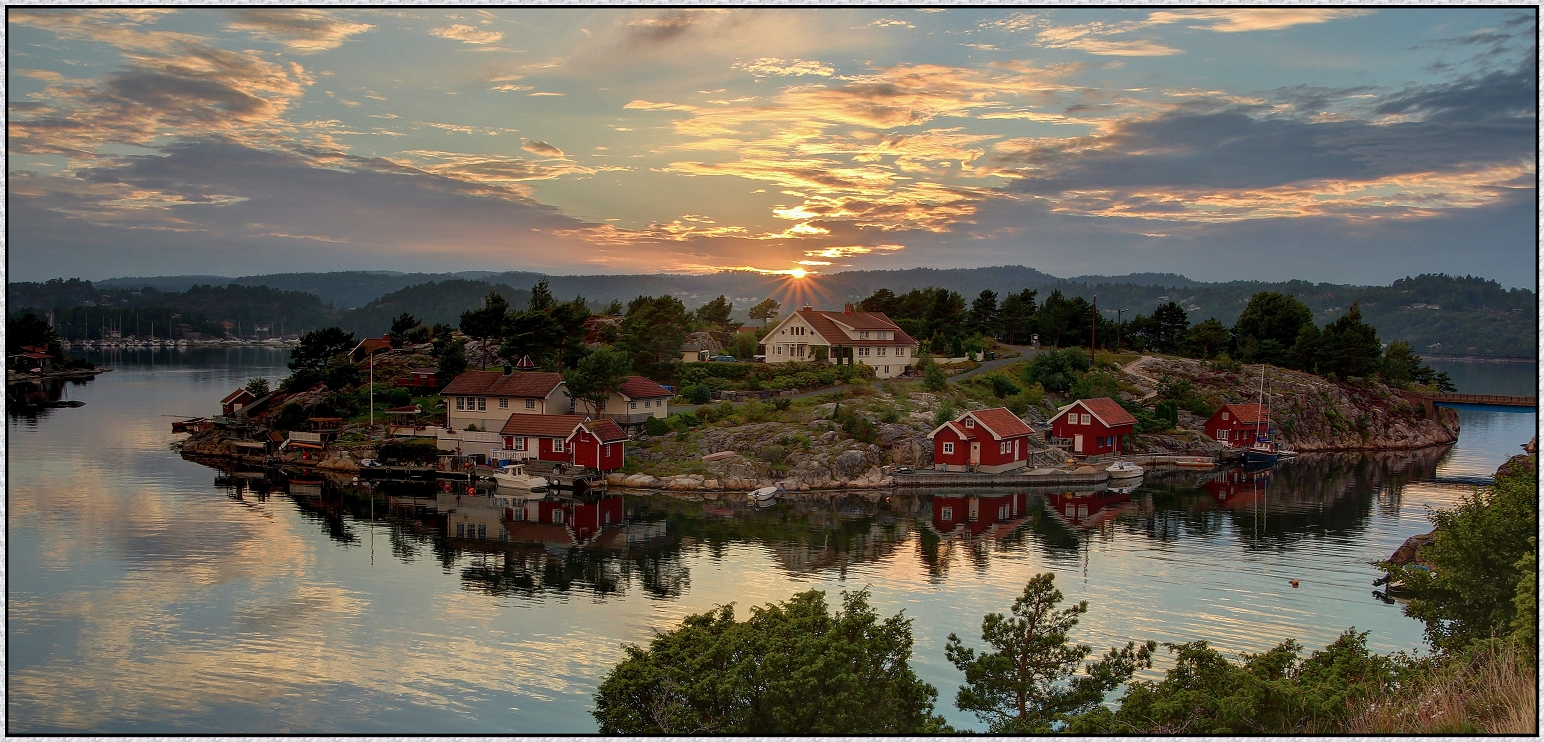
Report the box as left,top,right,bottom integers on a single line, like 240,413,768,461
843,303,854,315
801,303,813,312
503,364,513,375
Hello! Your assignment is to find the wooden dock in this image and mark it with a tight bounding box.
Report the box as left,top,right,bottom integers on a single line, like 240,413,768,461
1401,391,1536,417
895,471,1109,488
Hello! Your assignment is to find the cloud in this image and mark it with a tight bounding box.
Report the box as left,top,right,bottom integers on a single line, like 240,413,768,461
871,19,915,29
225,9,374,53
430,24,505,45
732,57,835,77
520,139,564,158
1142,8,1375,33
999,8,1374,58
623,9,733,47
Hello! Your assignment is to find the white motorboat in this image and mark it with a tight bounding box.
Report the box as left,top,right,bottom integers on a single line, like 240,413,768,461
749,485,780,503
1106,461,1145,479
492,463,548,491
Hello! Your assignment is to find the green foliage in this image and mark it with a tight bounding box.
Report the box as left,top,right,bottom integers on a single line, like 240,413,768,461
1154,399,1180,430
684,383,711,405
748,297,781,326
1234,292,1314,364
643,415,671,437
923,362,948,393
932,400,957,428
435,337,467,382
1315,302,1382,379
388,387,413,407
458,291,509,367
1184,318,1230,358
620,295,691,381
727,331,760,360
1068,630,1404,734
832,405,877,444
772,397,792,412
997,289,1038,345
946,573,1156,733
1003,383,1045,416
288,327,355,374
6,312,64,357
377,438,440,464
1022,348,1089,393
322,355,361,391
274,403,309,432
244,377,270,397
564,346,634,410
1208,353,1243,373
338,280,529,337
592,589,946,734
1117,397,1170,434
1386,455,1538,652
1069,371,1120,400
388,312,420,346
694,295,741,334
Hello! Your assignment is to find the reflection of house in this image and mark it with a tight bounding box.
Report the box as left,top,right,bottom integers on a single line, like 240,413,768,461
573,375,672,428
443,370,567,431
928,407,1035,473
499,414,626,471
1047,398,1136,456
681,331,722,362
761,304,918,379
442,493,630,548
926,493,1031,539
1204,467,1272,505
1205,404,1268,448
1046,489,1133,529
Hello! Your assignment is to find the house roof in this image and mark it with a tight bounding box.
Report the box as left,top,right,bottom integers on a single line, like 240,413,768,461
385,405,421,414
1216,403,1267,425
926,408,1034,440
410,367,439,375
1049,397,1138,428
221,388,256,405
792,308,918,346
352,336,392,356
619,376,671,400
967,407,1035,439
442,370,564,398
500,413,590,438
581,418,628,443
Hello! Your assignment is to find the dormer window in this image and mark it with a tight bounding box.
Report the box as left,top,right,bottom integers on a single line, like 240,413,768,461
859,331,869,339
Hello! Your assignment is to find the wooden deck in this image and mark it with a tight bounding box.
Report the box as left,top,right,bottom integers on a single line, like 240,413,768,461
895,471,1109,488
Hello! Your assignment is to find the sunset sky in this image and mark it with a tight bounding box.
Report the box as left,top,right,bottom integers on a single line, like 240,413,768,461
8,7,1536,285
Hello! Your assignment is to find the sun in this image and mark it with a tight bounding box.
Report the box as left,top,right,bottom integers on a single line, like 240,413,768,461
790,267,807,279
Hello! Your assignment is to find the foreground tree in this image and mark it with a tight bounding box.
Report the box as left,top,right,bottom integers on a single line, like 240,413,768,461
619,295,691,381
945,573,1155,733
593,589,947,734
564,347,634,413
1234,292,1314,366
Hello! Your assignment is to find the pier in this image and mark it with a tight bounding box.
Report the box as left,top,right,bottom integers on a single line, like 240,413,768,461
1400,391,1537,417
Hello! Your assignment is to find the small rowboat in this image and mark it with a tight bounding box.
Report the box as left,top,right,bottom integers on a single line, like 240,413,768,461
1172,456,1216,470
749,485,779,503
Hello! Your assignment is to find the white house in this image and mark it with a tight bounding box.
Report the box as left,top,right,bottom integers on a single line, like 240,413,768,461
760,304,918,379
572,375,672,428
441,370,567,431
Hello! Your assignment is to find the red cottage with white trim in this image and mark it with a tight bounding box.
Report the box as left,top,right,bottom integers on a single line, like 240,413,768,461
927,407,1036,473
1047,398,1137,456
499,414,626,471
1204,404,1268,448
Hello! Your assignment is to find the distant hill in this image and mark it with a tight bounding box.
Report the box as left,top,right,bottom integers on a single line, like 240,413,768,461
13,267,1537,358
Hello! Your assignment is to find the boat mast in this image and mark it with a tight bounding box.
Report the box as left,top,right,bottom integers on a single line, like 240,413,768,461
1256,364,1265,443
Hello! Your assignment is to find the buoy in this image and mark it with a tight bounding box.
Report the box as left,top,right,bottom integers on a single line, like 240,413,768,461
467,486,476,496
1290,579,1300,588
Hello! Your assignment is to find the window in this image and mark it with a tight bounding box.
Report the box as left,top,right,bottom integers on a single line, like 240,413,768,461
553,439,564,452
896,347,906,358
514,437,526,450
525,399,536,410
478,398,486,411
1222,412,1229,420
942,442,955,454
877,346,887,356
1080,414,1091,425
858,346,870,356
456,523,465,538
630,401,638,410
553,509,564,524
1217,430,1229,441
477,524,486,539
941,506,954,520
1000,441,1010,455
964,418,975,428
456,396,465,410
499,397,508,409
999,504,1009,519
604,443,612,456
882,366,889,374
859,331,869,339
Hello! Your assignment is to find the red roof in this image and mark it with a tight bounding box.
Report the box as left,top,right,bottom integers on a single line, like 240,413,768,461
410,367,438,375
582,418,628,443
385,405,421,414
352,336,392,356
1052,398,1138,428
443,371,564,398
500,413,589,438
221,388,257,405
967,407,1035,439
619,376,670,400
1216,404,1267,425
794,308,917,346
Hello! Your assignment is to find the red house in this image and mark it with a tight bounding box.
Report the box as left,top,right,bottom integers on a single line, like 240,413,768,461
499,414,626,471
1204,404,1268,448
1047,398,1137,456
927,407,1036,473
221,388,257,416
394,367,440,390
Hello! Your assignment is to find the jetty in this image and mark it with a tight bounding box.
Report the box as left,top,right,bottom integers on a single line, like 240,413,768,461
1399,391,1536,417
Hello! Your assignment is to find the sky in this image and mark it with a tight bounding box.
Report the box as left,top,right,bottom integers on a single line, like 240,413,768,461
7,7,1538,286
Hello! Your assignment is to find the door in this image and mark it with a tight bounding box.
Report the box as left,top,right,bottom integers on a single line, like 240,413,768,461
969,441,980,465
1073,434,1084,453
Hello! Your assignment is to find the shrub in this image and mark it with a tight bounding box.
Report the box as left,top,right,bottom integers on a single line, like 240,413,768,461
684,383,711,405
244,378,271,396
1022,349,1088,393
644,416,670,436
932,400,957,428
988,375,1021,399
377,438,440,464
388,387,413,407
772,397,791,412
1070,371,1121,400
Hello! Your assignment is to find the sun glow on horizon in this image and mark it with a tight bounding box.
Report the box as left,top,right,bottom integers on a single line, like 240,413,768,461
790,267,807,279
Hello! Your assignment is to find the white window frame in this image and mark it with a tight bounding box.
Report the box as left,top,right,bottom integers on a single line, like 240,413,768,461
964,418,974,429
499,397,508,409
478,397,487,411
877,346,887,356
456,396,465,410
859,331,869,339
941,506,953,520
525,398,536,410
513,436,526,451
1080,413,1091,425
897,347,906,357
942,442,955,454
553,439,564,453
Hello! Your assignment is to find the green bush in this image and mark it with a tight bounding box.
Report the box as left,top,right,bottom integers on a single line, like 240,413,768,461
377,438,440,464
1022,349,1089,393
932,400,957,428
772,397,791,412
388,387,413,407
644,416,670,436
988,374,1021,398
684,383,711,405
1070,371,1121,400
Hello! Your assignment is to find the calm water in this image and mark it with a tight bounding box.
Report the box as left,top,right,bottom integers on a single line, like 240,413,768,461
8,348,1537,733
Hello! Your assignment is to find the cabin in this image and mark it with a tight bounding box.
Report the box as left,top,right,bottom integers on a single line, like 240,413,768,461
761,303,918,379
927,407,1036,473
1204,404,1268,448
393,367,440,390
572,375,673,429
1047,398,1137,456
498,414,626,471
221,388,258,417
442,370,566,431
9,349,53,372
350,334,393,362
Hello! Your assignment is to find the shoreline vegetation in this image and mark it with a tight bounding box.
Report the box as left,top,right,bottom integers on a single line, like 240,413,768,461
592,454,1538,734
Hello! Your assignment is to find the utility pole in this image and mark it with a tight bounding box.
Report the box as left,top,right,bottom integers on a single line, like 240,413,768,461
1116,308,1129,349
369,351,375,435
1090,294,1097,365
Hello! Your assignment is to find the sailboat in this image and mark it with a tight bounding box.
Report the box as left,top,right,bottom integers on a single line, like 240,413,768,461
1244,364,1279,465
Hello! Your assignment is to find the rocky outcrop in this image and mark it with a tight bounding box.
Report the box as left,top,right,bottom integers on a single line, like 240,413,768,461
1135,358,1458,452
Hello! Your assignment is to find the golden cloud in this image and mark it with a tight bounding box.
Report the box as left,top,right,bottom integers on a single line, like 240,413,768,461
430,23,505,45
732,57,836,77
225,9,374,53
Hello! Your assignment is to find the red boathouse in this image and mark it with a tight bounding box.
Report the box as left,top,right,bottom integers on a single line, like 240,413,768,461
927,407,1036,473
1047,398,1137,456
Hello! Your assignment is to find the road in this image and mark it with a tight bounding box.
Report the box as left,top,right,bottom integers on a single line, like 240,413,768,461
670,345,1042,414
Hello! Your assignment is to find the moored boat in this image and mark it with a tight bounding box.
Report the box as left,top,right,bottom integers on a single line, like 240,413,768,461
1106,461,1145,479
492,463,548,491
749,485,779,503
